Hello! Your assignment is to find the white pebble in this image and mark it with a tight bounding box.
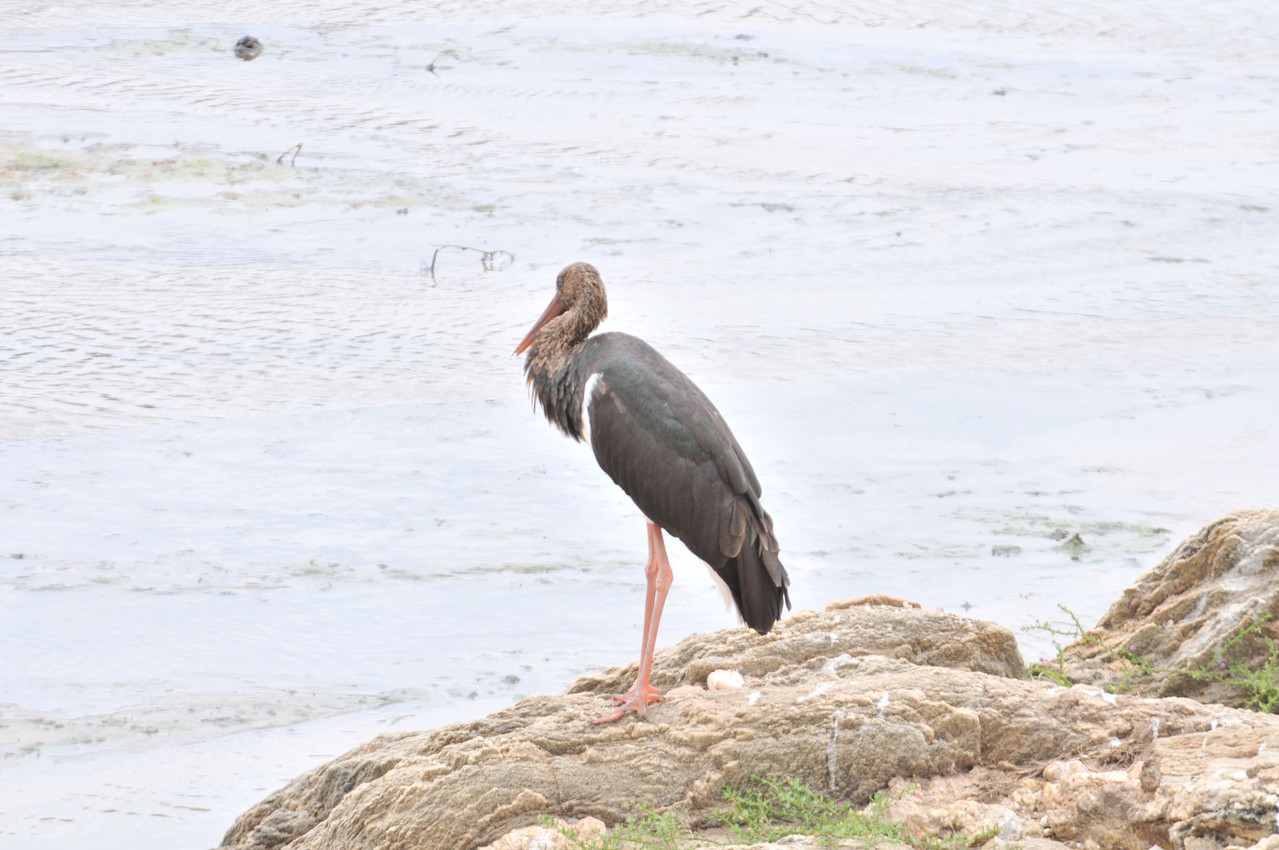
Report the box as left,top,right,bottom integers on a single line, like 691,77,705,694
707,669,745,690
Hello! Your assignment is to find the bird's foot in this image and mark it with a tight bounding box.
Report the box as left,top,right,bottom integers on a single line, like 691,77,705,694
592,683,664,724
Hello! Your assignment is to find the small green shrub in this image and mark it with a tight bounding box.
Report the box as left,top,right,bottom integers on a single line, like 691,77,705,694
1024,605,1279,713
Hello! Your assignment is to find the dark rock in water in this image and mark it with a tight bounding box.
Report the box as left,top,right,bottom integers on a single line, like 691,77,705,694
235,36,262,61
1058,531,1087,558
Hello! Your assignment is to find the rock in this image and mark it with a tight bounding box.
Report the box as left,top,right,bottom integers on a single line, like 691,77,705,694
221,602,1022,850
567,598,1025,701
1234,838,1279,850
221,578,1279,850
1062,509,1279,709
483,825,906,850
478,816,604,849
707,669,745,690
828,594,922,609
886,769,1027,840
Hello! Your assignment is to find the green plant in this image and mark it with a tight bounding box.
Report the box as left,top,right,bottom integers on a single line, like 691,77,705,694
1180,613,1279,713
1025,605,1279,713
542,805,696,849
1025,603,1159,692
547,777,1001,849
719,775,997,849
719,775,904,845
1023,604,1087,686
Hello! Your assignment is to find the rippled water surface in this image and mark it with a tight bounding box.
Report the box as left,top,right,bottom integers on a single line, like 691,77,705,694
2,1,1278,847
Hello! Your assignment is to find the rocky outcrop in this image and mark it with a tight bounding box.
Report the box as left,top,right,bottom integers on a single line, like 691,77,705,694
222,513,1279,850
221,602,1025,850
1062,509,1279,708
566,593,1025,698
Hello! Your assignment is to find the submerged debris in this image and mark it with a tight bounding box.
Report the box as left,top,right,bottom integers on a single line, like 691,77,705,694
422,244,515,283
275,143,302,167
234,36,262,61
1059,532,1087,559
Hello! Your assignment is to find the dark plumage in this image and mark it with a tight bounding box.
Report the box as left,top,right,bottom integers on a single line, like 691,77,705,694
517,262,790,722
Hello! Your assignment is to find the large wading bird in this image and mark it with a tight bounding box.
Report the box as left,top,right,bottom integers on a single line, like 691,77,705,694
516,262,790,723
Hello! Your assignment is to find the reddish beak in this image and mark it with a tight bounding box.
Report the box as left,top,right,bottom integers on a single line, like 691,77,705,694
515,294,563,355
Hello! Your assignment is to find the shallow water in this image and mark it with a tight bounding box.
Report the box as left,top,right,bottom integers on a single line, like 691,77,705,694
2,2,1278,847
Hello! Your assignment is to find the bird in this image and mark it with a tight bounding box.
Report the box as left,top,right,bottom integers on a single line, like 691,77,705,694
516,262,790,723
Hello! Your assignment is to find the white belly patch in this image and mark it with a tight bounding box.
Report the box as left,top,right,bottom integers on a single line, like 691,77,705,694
580,372,602,445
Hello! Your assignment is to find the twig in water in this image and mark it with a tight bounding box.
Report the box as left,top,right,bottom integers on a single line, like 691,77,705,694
425,50,457,75
423,245,515,283
276,143,303,166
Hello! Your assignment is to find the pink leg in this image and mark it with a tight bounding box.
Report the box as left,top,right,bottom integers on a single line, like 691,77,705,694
593,522,674,724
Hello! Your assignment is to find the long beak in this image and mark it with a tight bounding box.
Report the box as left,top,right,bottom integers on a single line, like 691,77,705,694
515,294,563,355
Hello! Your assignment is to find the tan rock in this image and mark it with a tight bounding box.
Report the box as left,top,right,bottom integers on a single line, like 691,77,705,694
220,516,1279,850
827,594,922,610
567,599,1025,701
1232,837,1279,850
706,842,908,849
479,816,604,850
478,823,564,850
1062,509,1279,709
221,597,1279,850
707,669,745,690
885,769,1030,840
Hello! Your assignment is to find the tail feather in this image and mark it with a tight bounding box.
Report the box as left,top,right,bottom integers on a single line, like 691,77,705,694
724,536,791,635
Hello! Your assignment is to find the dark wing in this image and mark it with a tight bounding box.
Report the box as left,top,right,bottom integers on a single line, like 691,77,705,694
582,333,790,632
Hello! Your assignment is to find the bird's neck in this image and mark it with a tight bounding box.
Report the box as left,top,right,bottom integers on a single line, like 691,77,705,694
523,287,607,441
523,319,599,443
548,290,605,351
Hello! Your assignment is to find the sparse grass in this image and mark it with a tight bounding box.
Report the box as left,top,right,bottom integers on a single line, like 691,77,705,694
1023,604,1087,687
718,775,906,846
1181,613,1279,713
1024,605,1279,713
546,776,999,849
1025,603,1156,693
721,776,1000,848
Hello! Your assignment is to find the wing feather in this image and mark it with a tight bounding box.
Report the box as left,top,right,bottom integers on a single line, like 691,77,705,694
581,333,790,632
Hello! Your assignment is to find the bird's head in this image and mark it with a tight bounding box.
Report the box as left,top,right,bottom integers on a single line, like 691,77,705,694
515,262,608,355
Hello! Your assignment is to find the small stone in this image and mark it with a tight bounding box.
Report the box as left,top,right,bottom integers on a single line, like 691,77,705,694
1139,757,1161,791
707,669,744,690
478,823,565,850
1042,759,1086,782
